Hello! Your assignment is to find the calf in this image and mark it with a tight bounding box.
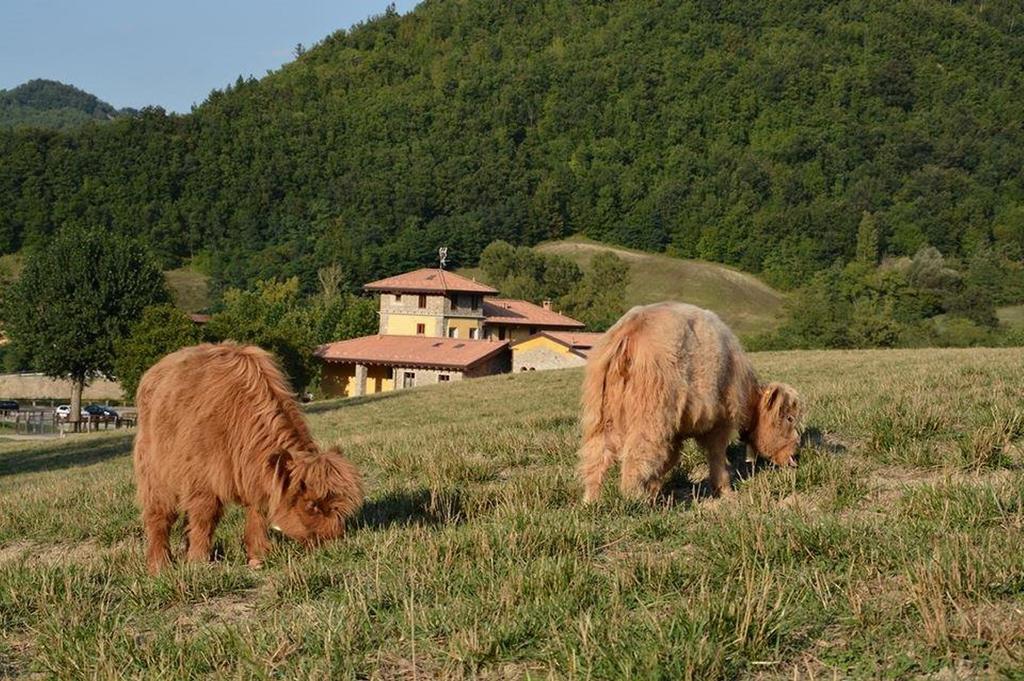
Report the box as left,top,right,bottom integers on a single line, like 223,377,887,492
133,343,363,573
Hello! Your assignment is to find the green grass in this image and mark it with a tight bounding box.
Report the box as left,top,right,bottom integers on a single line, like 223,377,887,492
164,267,211,313
0,253,23,280
2,348,1023,678
463,236,787,337
998,304,1024,330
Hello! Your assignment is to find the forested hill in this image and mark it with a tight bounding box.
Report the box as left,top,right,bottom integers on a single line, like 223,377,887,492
0,80,137,130
1,1,1022,294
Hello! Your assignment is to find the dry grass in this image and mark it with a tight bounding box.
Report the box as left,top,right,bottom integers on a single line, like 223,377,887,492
1,347,1022,678
536,236,786,336
164,267,211,313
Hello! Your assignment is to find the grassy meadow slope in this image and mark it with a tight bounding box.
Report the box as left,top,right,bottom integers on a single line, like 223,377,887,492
537,237,787,335
163,266,211,314
1,348,1023,677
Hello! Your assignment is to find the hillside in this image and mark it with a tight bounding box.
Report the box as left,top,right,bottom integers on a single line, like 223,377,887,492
536,237,785,335
0,79,136,130
1,347,1022,676
1,1,1022,292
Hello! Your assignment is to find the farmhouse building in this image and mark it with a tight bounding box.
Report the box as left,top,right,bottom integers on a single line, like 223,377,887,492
314,267,592,397
510,331,605,372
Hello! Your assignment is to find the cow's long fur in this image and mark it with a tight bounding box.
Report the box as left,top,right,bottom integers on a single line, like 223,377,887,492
578,302,800,502
134,343,363,573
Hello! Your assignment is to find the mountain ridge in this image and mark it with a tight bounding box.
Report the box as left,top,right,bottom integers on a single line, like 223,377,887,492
1,1,1022,293
0,79,137,130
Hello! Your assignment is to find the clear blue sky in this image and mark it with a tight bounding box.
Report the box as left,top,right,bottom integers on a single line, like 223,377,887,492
0,0,418,113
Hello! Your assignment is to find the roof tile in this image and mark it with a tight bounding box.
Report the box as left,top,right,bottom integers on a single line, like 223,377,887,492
364,268,498,294
483,298,585,328
315,335,509,370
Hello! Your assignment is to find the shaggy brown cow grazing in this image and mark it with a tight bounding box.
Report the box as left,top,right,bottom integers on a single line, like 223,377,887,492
578,302,801,503
133,343,363,573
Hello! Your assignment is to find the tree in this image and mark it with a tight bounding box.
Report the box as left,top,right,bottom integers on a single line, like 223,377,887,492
334,297,379,340
855,211,880,265
561,252,630,330
113,305,202,399
4,226,169,424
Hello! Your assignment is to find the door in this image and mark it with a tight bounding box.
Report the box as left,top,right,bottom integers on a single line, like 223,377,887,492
403,372,415,389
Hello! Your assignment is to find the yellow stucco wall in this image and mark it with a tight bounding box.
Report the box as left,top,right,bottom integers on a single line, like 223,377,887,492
322,363,395,398
322,363,355,398
385,314,440,336
445,317,484,339
486,325,537,343
511,335,573,355
366,365,394,394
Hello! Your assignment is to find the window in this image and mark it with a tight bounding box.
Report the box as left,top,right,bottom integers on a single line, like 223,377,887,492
529,327,538,335
470,296,479,311
403,372,415,389
416,323,426,335
438,375,450,382
448,327,457,338
498,327,506,340
469,328,478,340
394,294,402,303
418,294,427,308
450,295,459,309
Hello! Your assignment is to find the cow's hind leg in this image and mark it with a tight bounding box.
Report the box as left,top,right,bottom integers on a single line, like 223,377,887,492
697,425,733,498
619,430,672,501
579,431,616,504
184,492,223,563
142,502,178,574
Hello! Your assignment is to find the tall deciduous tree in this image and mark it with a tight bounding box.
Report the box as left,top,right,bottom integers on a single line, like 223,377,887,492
4,226,169,423
113,304,202,400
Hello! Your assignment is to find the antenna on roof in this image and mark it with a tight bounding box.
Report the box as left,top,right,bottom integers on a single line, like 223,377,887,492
438,246,449,270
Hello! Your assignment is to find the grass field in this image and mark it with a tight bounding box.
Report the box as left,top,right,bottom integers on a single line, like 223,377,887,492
1,348,1023,678
998,304,1024,331
535,237,787,336
164,267,211,313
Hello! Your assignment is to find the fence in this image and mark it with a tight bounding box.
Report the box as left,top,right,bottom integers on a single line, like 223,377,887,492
0,408,137,436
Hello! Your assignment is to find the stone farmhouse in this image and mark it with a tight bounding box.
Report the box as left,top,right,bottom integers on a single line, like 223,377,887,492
314,268,595,397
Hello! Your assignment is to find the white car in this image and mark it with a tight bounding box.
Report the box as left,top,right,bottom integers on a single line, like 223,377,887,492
54,405,90,419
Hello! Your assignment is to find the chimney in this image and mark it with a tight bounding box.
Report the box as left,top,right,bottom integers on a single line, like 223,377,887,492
542,300,552,310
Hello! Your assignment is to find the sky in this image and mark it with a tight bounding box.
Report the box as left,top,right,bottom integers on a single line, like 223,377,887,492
0,0,419,113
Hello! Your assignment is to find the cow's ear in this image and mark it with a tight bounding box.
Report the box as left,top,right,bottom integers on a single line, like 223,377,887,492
761,384,781,413
268,450,294,491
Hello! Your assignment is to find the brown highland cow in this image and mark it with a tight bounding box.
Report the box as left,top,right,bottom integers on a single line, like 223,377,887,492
133,343,363,573
579,302,801,503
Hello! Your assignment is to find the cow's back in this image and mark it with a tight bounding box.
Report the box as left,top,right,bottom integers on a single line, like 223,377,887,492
134,344,277,502
641,302,757,434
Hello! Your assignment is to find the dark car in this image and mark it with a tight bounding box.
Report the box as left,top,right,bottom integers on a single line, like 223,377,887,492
0,400,19,412
83,404,118,419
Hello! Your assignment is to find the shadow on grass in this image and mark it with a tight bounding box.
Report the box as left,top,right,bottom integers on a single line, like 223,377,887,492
354,487,466,531
0,434,133,477
658,442,783,505
801,427,848,456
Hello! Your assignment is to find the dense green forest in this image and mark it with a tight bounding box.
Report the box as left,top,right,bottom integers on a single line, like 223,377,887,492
1,1,1023,299
0,79,136,130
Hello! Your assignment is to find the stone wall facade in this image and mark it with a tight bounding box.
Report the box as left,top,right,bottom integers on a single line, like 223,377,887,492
512,346,586,372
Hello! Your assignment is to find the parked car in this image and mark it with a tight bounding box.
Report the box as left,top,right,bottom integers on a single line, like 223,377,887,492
0,400,19,412
55,405,92,419
83,404,119,419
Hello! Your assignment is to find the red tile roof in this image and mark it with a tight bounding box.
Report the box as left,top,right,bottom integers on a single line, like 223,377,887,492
315,335,509,370
483,298,585,329
364,268,498,295
543,331,605,349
